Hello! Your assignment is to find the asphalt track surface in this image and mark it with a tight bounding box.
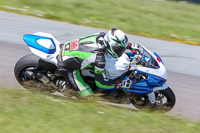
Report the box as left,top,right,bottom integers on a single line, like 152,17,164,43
0,11,200,121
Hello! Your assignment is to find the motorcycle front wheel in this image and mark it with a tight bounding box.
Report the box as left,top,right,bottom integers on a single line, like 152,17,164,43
130,87,176,112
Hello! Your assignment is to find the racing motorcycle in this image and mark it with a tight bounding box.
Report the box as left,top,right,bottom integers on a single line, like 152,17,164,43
14,32,176,112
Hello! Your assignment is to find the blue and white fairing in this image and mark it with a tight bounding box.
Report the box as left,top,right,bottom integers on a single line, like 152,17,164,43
134,45,167,80
123,44,168,94
23,32,61,64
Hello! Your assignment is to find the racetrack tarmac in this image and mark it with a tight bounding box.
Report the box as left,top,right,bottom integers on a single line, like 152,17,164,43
0,11,200,121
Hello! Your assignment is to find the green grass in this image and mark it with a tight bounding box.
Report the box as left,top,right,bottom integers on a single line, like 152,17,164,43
0,0,199,45
0,86,200,133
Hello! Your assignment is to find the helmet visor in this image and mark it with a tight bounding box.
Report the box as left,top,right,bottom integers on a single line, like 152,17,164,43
104,35,128,58
112,35,128,58
112,44,126,58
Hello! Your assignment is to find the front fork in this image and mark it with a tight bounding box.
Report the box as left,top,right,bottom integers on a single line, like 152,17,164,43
148,83,168,104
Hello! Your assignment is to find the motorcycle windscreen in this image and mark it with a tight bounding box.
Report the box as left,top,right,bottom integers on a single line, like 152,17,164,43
140,48,159,69
23,34,56,54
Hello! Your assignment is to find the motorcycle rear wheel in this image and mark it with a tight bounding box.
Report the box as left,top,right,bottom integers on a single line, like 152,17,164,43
14,54,57,93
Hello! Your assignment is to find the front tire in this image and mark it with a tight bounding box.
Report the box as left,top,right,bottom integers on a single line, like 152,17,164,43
130,87,176,112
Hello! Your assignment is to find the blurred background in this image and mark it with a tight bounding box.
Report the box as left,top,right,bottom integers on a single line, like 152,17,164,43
0,0,199,45
0,0,200,133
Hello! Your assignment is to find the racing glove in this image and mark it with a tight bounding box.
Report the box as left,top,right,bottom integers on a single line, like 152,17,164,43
127,42,140,54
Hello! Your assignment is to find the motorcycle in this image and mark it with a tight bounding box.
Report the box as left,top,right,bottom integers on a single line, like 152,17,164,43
14,32,176,112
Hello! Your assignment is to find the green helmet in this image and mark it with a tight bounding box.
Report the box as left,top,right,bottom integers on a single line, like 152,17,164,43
104,28,128,58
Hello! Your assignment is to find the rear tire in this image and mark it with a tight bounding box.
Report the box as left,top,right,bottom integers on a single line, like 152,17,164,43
14,54,40,83
14,54,58,93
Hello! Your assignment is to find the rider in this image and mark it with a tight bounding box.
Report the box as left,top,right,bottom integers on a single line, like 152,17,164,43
57,28,138,96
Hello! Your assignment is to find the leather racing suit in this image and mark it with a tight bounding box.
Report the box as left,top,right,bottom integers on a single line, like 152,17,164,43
57,32,119,96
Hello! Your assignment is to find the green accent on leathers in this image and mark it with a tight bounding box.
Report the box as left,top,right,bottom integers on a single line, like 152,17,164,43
74,70,94,96
94,68,103,74
64,51,95,60
79,88,94,97
79,34,99,45
95,80,115,89
84,64,92,69
75,70,88,87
